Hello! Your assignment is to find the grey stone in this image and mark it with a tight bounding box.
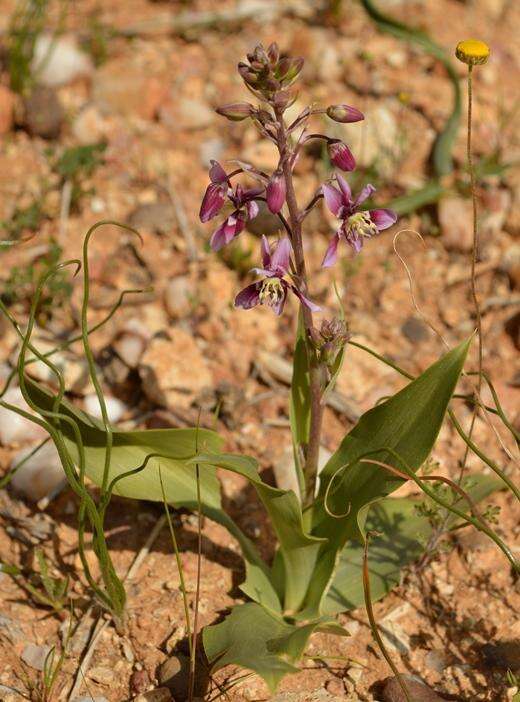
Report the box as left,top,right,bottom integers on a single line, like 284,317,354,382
380,675,446,702
158,653,207,698
21,644,52,671
127,202,176,236
401,316,429,343
22,87,63,139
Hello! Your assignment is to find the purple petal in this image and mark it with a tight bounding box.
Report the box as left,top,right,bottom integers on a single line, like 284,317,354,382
345,228,363,253
335,173,352,203
209,220,229,251
235,282,261,310
270,237,292,273
209,160,228,184
210,212,245,250
241,186,264,202
245,200,259,220
260,235,271,267
322,183,343,217
322,234,340,268
292,286,321,312
251,267,274,277
354,183,376,206
199,183,226,222
369,208,397,231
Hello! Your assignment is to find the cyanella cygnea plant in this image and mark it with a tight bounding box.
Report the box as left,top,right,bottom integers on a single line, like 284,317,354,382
199,42,397,508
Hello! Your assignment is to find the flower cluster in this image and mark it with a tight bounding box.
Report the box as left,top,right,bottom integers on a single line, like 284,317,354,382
199,42,397,315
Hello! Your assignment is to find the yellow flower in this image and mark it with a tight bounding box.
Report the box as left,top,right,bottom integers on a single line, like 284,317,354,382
455,40,490,66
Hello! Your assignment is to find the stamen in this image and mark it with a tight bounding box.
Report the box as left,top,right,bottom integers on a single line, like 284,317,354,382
259,278,284,308
346,212,378,240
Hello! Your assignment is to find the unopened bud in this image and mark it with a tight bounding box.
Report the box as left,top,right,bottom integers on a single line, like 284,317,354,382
216,102,254,121
327,139,356,171
319,318,350,367
267,42,280,65
326,104,364,123
238,62,259,85
277,57,304,85
266,170,286,213
273,90,296,110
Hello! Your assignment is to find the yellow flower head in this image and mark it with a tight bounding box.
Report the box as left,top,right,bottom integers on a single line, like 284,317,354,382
455,40,490,66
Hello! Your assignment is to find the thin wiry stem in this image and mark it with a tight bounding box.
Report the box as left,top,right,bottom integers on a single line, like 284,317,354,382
459,63,483,485
159,468,193,660
362,533,413,702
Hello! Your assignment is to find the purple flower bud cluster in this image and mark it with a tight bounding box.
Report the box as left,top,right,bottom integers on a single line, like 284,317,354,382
199,42,398,316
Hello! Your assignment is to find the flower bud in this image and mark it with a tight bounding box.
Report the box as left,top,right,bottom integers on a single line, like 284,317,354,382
267,42,280,65
238,62,259,85
455,39,490,66
215,102,254,121
277,57,304,85
327,139,356,171
319,318,350,367
266,170,286,213
199,182,227,223
273,90,296,110
326,104,364,123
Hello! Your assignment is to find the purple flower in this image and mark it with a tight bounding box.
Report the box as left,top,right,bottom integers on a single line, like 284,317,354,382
199,160,263,251
266,169,286,213
199,160,229,223
321,174,397,267
235,236,321,315
327,139,356,171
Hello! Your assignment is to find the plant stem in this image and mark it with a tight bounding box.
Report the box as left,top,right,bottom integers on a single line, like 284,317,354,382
274,106,323,507
459,63,483,484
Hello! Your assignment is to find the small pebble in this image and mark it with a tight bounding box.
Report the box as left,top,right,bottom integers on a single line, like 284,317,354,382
10,441,63,502
0,386,48,446
132,689,173,702
21,644,52,672
381,675,447,701
84,394,127,424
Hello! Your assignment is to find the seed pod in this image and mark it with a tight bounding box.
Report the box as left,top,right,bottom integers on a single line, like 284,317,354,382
326,104,364,123
215,102,254,121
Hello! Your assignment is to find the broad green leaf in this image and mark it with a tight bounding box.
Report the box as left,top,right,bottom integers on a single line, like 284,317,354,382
25,379,280,611
301,339,471,618
203,602,347,693
25,378,223,508
323,473,500,614
191,453,324,614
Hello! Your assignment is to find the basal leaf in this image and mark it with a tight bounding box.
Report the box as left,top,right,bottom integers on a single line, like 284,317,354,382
301,339,471,618
25,379,280,611
191,453,324,614
203,602,347,693
323,473,500,614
